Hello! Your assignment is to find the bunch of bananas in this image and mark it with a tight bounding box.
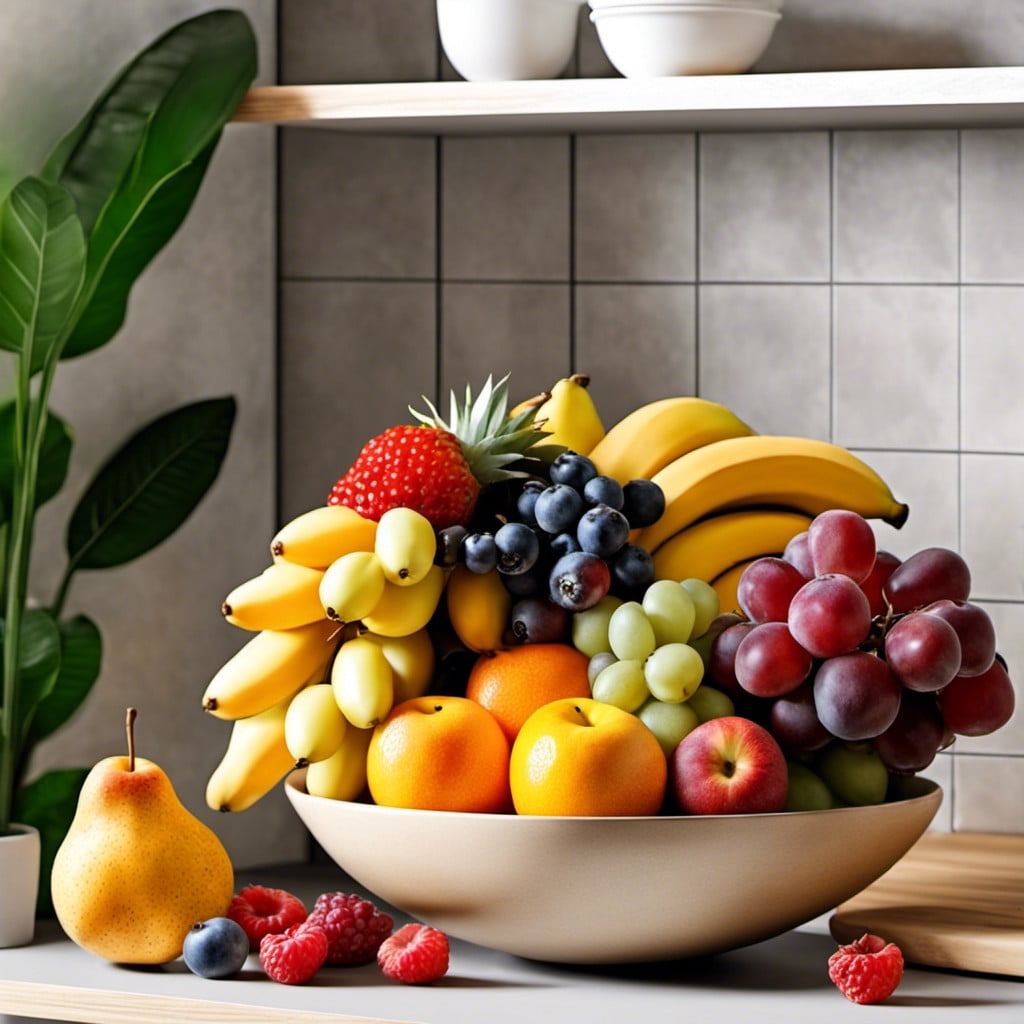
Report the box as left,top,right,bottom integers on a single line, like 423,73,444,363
588,397,908,613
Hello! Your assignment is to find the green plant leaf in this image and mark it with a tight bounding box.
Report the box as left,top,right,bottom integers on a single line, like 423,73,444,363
41,9,257,358
28,616,102,744
14,767,89,916
66,396,235,570
0,177,86,374
0,402,73,525
14,610,62,742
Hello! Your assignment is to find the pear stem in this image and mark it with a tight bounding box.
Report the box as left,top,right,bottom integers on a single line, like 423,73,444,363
125,707,137,772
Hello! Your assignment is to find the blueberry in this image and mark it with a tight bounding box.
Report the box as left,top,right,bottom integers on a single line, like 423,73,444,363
182,917,249,979
461,532,498,574
502,563,546,597
549,531,582,560
515,480,546,525
622,479,666,529
494,522,541,575
549,551,611,611
611,543,656,598
549,452,598,491
435,524,468,567
534,484,584,535
577,504,630,559
582,475,624,511
510,597,569,644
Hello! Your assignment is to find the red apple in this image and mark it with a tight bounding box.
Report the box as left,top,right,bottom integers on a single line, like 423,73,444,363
670,716,788,815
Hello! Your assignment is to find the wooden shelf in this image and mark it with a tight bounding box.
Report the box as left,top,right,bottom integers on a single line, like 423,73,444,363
233,66,1024,134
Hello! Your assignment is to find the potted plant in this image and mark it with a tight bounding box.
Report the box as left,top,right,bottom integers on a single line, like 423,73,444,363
0,8,257,945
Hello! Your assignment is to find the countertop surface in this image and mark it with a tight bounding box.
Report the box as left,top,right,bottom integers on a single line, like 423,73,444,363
1,861,1021,1024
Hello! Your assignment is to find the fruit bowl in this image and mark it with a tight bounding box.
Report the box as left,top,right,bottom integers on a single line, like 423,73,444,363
285,772,941,964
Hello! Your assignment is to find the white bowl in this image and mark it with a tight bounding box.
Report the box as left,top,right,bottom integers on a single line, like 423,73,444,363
438,0,586,82
590,3,782,78
286,772,941,964
589,0,782,9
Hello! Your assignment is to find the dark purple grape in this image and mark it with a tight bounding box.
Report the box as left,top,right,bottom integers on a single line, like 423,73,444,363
788,574,871,659
582,475,624,510
534,484,585,534
782,531,814,579
461,532,497,574
494,522,541,576
708,622,756,696
923,600,996,678
515,480,546,525
549,532,581,560
883,547,971,612
509,597,569,644
609,542,654,595
549,452,598,490
548,551,611,611
807,509,877,583
884,611,961,692
937,658,1015,736
873,691,945,773
621,479,665,529
501,563,546,597
577,504,630,558
813,652,902,741
734,622,813,697
769,684,831,753
859,550,902,618
435,524,468,567
737,557,806,623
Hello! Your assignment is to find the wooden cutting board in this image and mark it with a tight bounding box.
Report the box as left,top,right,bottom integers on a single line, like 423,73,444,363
830,831,1024,977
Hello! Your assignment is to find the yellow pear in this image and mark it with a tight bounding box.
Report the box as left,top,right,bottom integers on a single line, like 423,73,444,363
51,709,234,964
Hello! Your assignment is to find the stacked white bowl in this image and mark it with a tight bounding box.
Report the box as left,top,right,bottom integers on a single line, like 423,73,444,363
588,0,784,78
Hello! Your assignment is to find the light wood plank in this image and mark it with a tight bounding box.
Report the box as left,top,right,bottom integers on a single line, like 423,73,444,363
233,67,1024,134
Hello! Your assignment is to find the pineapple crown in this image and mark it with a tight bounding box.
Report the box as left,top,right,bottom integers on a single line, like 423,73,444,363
409,374,559,484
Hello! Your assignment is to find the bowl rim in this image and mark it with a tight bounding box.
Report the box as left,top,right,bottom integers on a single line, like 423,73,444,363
285,769,941,825
590,4,782,19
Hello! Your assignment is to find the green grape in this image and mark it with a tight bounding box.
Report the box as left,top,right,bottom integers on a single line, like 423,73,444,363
686,685,735,723
817,744,888,806
637,698,700,757
592,659,648,712
784,761,835,812
680,578,720,639
643,643,704,703
587,651,617,685
641,579,696,646
572,595,623,657
607,601,657,661
689,612,743,668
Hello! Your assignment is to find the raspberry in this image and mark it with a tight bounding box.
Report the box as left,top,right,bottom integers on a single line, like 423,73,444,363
228,885,308,951
301,892,394,966
259,923,328,985
828,933,904,1004
377,923,449,984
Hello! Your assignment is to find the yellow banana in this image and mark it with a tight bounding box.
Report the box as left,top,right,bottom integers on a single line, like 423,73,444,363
284,682,348,765
202,619,338,720
221,561,325,631
446,564,511,653
711,559,758,617
304,725,374,802
637,436,909,553
588,396,756,485
205,696,295,812
361,628,435,703
318,550,387,624
361,564,445,638
374,507,437,586
533,374,605,455
271,505,377,569
331,637,395,729
652,509,812,585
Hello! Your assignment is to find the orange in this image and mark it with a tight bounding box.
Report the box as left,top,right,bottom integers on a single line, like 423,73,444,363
510,697,667,816
465,643,591,744
367,696,511,813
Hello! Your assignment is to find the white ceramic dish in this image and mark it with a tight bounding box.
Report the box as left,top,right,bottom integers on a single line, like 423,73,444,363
437,0,586,82
286,772,941,964
590,3,782,78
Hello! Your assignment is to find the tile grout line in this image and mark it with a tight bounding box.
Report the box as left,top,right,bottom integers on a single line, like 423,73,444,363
569,133,577,375
829,129,836,445
953,127,964,831
693,133,701,397
435,30,444,406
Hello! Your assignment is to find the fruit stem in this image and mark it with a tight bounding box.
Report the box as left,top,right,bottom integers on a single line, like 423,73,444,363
126,707,137,772
568,374,591,389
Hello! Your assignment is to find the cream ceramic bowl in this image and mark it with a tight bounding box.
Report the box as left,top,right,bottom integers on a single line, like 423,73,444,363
590,2,782,78
437,0,586,82
286,773,941,964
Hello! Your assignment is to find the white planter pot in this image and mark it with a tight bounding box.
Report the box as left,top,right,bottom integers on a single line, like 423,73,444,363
0,824,40,947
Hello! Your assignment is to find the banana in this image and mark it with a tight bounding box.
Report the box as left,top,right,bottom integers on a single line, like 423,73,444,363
636,435,909,553
361,628,435,703
509,390,551,419
374,507,436,587
202,619,339,720
271,505,377,569
652,509,812,585
588,396,756,485
221,561,325,631
284,682,348,765
446,564,511,654
318,550,387,624
533,374,605,455
361,564,445,638
205,696,295,812
304,724,374,802
710,559,757,617
331,637,394,729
